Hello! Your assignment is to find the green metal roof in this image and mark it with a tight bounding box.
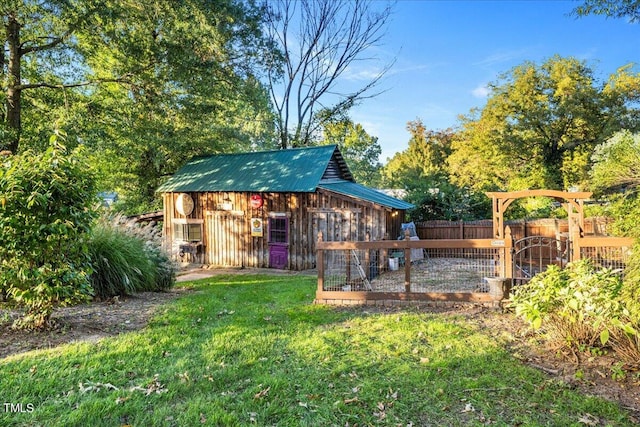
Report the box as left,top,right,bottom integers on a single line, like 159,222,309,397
156,145,343,193
157,145,413,210
319,181,415,210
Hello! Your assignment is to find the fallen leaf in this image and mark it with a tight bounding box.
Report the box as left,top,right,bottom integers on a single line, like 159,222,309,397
373,410,386,419
461,403,475,413
344,397,359,404
254,386,271,399
386,388,399,400
200,413,206,424
78,381,120,394
577,413,599,426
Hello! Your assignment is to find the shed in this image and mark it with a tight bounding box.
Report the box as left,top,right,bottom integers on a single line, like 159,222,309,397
156,145,413,270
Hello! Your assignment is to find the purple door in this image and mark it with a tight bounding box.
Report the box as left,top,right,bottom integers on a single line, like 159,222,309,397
268,217,289,269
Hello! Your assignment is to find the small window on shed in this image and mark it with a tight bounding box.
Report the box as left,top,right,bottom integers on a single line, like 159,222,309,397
173,223,203,242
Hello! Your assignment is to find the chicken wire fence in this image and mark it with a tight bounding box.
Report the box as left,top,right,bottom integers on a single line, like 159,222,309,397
579,245,632,272
321,247,504,294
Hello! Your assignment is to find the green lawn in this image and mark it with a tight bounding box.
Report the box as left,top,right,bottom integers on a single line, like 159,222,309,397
0,274,636,426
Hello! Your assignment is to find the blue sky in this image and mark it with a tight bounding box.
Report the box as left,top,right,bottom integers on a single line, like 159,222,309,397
342,0,639,162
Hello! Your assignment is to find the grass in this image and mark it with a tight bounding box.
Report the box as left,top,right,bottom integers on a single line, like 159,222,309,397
0,274,636,426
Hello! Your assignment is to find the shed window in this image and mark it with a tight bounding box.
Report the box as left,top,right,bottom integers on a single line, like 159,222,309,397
174,223,202,242
269,218,288,244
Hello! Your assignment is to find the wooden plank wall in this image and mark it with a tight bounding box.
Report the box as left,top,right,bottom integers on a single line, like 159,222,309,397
163,189,397,271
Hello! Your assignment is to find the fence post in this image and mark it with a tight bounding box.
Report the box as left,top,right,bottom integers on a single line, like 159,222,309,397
345,249,351,283
572,229,581,262
404,228,411,292
364,232,371,279
317,232,324,293
504,226,513,280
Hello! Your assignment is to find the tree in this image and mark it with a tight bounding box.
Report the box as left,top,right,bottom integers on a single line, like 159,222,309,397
319,113,382,186
573,0,640,22
2,0,278,212
380,120,490,221
382,120,453,189
264,0,394,148
448,56,640,192
590,130,640,195
1,1,125,153
0,135,97,329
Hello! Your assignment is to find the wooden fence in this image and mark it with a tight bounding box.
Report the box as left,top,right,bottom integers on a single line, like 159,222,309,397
415,217,613,240
315,228,634,306
316,231,512,306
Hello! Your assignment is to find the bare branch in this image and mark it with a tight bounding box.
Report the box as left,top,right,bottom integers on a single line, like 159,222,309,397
17,76,132,91
265,0,395,148
20,32,71,55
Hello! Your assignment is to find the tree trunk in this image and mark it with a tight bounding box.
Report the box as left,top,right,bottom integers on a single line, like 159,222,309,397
6,12,22,154
542,141,564,189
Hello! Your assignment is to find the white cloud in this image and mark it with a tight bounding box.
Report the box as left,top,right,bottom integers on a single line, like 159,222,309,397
473,49,531,68
342,65,386,82
472,84,490,98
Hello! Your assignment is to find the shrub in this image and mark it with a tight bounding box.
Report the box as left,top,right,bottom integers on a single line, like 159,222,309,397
88,213,176,299
0,138,98,329
512,259,629,351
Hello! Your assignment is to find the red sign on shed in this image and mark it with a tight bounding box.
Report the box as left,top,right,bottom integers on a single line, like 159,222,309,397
250,194,263,209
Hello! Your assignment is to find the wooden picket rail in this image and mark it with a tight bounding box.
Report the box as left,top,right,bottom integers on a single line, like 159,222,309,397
316,228,635,306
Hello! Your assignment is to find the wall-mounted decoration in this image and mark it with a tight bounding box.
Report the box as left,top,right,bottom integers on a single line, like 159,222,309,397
175,193,195,216
251,218,263,237
216,202,233,211
250,194,263,209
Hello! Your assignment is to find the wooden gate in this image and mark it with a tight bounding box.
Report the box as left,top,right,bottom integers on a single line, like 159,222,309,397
512,235,570,285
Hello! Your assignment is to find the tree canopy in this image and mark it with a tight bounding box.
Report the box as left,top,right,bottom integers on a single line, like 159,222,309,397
590,130,640,196
319,113,382,187
573,0,640,22
2,0,277,212
448,56,640,192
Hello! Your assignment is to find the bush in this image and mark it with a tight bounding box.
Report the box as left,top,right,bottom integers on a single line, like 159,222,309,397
512,260,634,352
0,138,97,329
88,213,176,299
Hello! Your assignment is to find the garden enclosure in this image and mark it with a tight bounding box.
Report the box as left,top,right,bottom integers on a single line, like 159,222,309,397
315,222,633,306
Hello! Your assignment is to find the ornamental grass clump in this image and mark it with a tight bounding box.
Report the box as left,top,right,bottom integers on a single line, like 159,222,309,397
88,213,176,299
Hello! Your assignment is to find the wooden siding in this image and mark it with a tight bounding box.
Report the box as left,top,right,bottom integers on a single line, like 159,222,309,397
163,189,406,270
